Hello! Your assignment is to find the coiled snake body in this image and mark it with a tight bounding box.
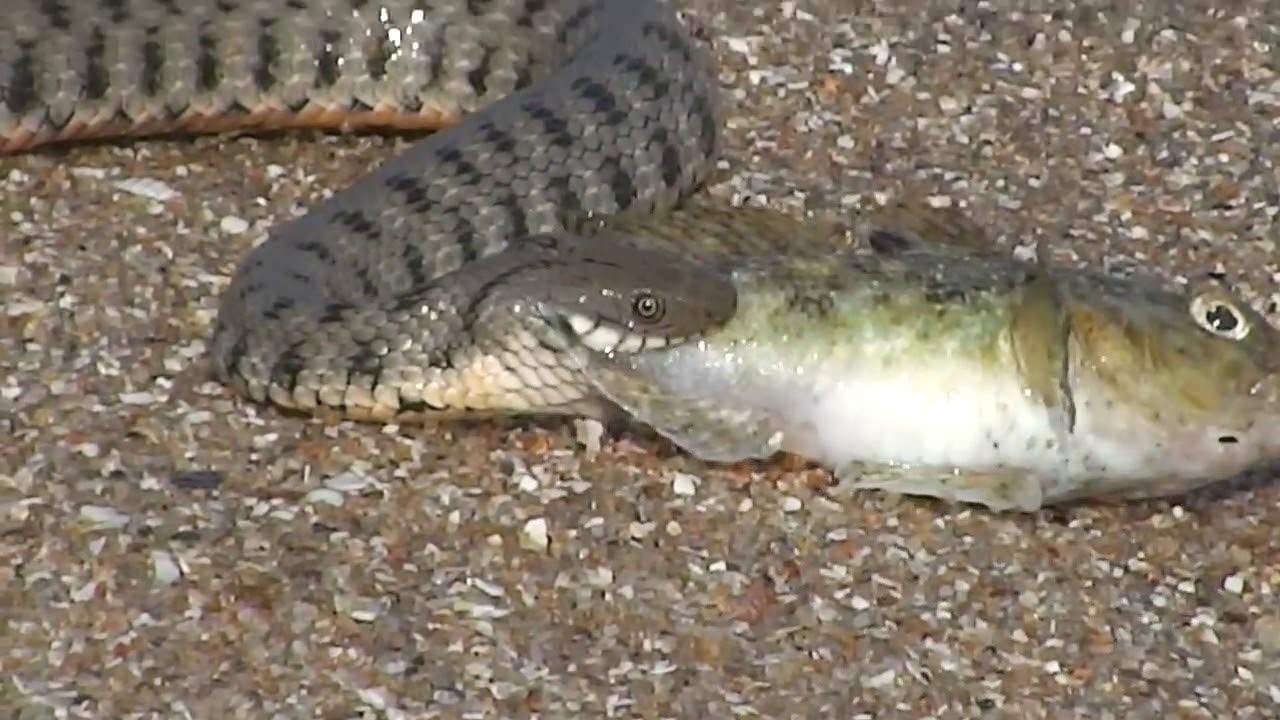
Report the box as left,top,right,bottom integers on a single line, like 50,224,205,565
1,0,736,420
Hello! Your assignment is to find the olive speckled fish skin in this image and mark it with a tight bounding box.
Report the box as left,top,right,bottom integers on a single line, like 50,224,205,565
579,207,1280,511
1,0,724,420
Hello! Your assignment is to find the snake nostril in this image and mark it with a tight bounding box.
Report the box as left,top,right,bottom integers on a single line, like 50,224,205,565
1218,435,1239,445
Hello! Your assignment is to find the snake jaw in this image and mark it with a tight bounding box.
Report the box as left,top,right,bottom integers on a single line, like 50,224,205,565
561,310,670,355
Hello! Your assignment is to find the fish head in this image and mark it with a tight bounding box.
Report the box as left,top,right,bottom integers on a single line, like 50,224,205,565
1068,275,1280,492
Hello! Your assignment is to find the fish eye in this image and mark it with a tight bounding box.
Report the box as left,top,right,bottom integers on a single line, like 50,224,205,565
632,292,665,323
1190,294,1250,341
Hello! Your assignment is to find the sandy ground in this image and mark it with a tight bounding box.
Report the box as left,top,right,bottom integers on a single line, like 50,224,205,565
3,1,1279,717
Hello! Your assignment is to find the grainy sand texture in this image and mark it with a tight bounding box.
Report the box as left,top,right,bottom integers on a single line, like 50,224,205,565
3,1,1279,717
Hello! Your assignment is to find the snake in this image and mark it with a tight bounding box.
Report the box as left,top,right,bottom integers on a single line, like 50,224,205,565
1,0,740,421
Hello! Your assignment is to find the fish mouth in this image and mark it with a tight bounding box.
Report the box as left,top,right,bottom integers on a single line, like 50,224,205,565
1252,371,1280,408
1258,373,1280,442
1243,372,1280,461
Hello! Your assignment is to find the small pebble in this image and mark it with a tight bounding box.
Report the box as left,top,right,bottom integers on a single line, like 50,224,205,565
118,391,158,405
70,166,106,179
1257,616,1280,653
304,488,345,507
220,215,250,234
151,551,182,586
574,418,604,455
78,505,129,530
326,470,374,492
520,517,550,552
114,177,178,201
629,521,656,539
863,668,896,690
671,472,700,496
1223,574,1245,595
170,470,223,490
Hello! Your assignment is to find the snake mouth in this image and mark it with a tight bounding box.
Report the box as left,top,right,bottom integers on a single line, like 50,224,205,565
560,310,679,355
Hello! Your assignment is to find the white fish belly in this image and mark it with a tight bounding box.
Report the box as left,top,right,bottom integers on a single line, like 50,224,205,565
623,335,1278,508
761,356,1069,476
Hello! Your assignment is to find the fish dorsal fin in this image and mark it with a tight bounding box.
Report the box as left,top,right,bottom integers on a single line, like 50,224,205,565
858,200,1001,259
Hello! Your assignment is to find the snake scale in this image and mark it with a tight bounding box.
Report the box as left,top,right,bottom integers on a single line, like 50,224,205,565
1,0,741,421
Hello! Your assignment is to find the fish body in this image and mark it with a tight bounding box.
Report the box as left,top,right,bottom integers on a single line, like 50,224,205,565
580,209,1280,511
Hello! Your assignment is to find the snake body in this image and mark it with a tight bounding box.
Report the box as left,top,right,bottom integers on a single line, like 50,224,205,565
2,0,731,420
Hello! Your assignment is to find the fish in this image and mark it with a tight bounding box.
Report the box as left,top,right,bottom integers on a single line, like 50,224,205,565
572,204,1280,511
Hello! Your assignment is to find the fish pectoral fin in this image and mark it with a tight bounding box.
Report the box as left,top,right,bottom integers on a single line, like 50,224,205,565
834,462,1047,512
583,358,784,463
1010,262,1077,434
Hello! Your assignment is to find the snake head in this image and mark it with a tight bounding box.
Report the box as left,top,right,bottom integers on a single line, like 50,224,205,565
526,231,738,355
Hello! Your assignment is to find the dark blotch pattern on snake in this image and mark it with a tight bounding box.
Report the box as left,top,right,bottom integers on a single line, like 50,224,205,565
1,0,732,420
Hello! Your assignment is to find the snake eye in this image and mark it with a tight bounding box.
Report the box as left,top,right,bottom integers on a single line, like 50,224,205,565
632,292,665,323
1190,294,1250,341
